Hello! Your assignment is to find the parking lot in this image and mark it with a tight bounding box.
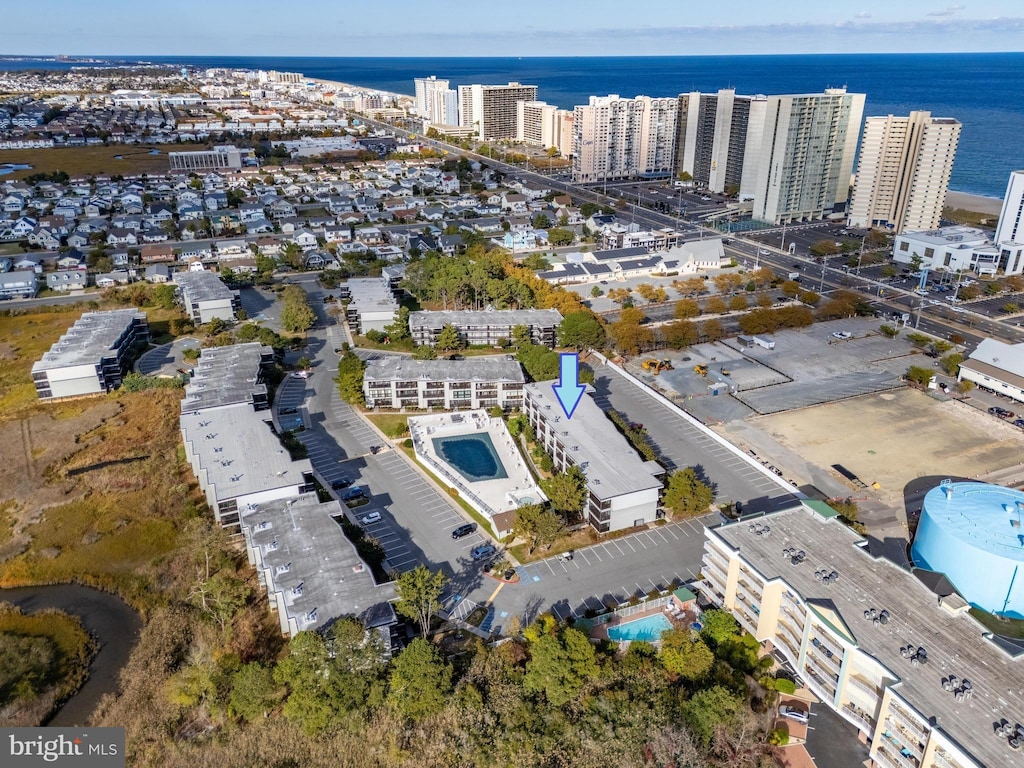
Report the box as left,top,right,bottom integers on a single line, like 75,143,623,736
589,360,798,514
135,336,199,376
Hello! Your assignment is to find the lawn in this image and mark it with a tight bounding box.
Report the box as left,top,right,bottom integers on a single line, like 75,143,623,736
969,608,1024,640
0,309,81,422
365,412,411,439
0,143,202,181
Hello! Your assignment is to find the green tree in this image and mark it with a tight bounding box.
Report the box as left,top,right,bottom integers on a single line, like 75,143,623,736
940,352,964,376
809,239,841,258
591,285,603,297
0,634,57,703
546,227,575,246
387,638,452,721
412,344,437,360
280,284,316,333
532,213,552,229
152,283,177,309
511,324,533,349
663,467,714,518
523,627,598,706
512,503,565,554
435,323,463,351
658,628,714,681
394,564,447,637
699,608,740,647
540,465,587,516
684,685,744,744
337,351,366,406
229,663,278,721
557,310,606,350
906,365,935,387
385,305,411,342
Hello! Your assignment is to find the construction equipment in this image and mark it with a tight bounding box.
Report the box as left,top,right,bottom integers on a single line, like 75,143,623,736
720,367,731,376
694,364,709,377
659,358,674,371
642,359,673,375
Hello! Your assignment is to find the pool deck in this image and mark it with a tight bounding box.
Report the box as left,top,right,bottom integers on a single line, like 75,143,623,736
590,599,699,644
409,410,544,517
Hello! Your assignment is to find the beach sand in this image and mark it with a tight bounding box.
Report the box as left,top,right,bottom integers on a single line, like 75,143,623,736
945,190,1003,216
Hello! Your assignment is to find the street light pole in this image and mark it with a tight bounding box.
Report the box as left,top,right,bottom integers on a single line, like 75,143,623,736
819,256,828,292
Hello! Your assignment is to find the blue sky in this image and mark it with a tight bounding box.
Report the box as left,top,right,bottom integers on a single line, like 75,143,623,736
5,1,1024,56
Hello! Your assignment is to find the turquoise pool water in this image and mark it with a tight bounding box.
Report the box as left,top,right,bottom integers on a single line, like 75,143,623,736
432,433,508,482
607,613,673,642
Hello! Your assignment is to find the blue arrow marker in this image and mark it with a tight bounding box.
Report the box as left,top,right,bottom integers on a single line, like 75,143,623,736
552,352,586,419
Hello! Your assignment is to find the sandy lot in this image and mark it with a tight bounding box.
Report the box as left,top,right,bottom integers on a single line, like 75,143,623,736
753,389,1024,496
945,190,1003,216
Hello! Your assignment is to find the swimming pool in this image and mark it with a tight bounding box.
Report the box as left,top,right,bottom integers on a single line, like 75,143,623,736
606,612,673,642
432,433,508,482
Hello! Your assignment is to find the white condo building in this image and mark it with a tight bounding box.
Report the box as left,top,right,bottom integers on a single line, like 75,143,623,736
516,101,573,156
458,82,538,140
414,75,458,126
995,170,1024,245
849,112,961,233
572,95,678,183
747,89,865,224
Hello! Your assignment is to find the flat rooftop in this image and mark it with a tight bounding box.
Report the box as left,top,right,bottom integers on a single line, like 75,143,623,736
32,308,146,371
181,403,312,501
711,505,1024,768
173,270,236,302
525,382,662,500
180,342,272,413
899,225,990,246
364,356,524,384
410,307,563,330
240,493,394,632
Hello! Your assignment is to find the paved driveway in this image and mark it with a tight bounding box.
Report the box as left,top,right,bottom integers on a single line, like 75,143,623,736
136,336,199,375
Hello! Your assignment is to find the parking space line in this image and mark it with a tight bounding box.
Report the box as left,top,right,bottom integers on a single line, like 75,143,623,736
611,540,628,555
632,535,647,549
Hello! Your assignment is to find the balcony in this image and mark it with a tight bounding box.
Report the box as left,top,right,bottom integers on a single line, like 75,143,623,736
841,703,875,734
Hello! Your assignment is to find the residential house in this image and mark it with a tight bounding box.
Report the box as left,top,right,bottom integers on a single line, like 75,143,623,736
46,269,89,292
140,243,176,264
145,264,172,283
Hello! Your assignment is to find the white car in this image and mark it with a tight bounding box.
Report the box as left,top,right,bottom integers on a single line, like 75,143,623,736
831,331,852,340
358,511,381,525
290,370,310,379
779,705,809,724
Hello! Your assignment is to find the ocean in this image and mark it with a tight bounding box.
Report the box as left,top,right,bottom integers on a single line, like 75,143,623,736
4,53,1023,199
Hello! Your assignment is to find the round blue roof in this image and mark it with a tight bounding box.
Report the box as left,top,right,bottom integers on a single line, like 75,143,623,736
921,481,1024,561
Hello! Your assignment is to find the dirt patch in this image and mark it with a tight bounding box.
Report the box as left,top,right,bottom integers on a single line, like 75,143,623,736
0,400,122,560
753,389,1024,503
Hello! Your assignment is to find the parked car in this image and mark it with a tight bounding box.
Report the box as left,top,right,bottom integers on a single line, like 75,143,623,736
341,486,367,501
471,544,497,561
1013,419,1024,429
988,406,1016,419
451,523,476,539
280,407,299,415
778,705,809,724
358,511,381,525
330,478,352,490
831,331,852,340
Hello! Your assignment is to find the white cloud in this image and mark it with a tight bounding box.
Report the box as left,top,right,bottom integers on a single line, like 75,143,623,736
854,12,872,19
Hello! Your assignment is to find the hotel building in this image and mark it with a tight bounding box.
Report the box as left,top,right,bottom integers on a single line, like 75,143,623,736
572,95,678,183
458,82,538,141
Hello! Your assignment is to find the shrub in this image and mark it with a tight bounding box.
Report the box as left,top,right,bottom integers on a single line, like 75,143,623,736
775,678,797,695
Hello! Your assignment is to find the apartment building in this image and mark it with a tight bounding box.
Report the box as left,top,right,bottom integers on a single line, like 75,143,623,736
409,308,562,348
516,100,573,155
849,112,961,233
572,95,678,183
363,357,525,411
674,89,768,195
458,82,538,140
178,342,274,414
168,145,248,171
0,269,38,299
747,89,865,224
523,383,664,532
239,492,394,636
174,270,240,324
339,276,400,334
701,502,1022,768
32,308,150,400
